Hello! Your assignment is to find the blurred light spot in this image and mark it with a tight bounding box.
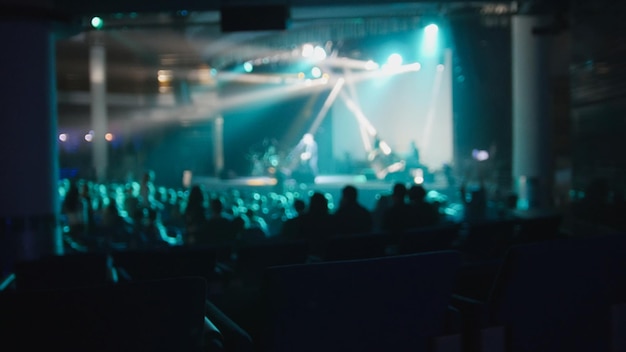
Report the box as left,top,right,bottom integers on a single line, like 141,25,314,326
425,23,439,34
90,17,104,29
311,66,322,78
365,60,379,70
302,44,314,58
386,53,403,67
313,46,327,60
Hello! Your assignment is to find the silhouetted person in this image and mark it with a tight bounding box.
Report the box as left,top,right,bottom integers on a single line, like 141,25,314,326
280,199,306,238
334,185,373,234
203,198,236,245
100,197,133,247
407,185,439,228
298,192,336,255
382,183,412,235
184,185,208,244
62,180,89,243
461,180,487,221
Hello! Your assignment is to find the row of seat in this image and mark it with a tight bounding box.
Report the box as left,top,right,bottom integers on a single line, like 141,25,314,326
3,230,623,351
3,215,563,295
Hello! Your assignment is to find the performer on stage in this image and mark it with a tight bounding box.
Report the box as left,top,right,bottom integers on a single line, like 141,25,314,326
368,135,405,180
299,133,318,176
287,133,318,183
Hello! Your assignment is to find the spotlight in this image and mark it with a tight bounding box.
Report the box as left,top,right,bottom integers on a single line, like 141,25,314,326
385,53,403,68
85,133,93,142
302,44,314,58
58,133,67,142
422,23,439,57
311,66,322,78
90,16,104,30
425,23,438,34
365,60,379,70
472,149,489,161
243,62,253,73
105,133,114,142
313,46,327,60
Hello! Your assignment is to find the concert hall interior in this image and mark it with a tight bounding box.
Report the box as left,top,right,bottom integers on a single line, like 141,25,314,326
3,0,626,351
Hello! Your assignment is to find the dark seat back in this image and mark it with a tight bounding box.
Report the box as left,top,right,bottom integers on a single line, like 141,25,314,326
262,251,461,352
112,247,217,282
462,219,517,260
14,253,111,291
399,225,460,254
324,232,392,261
515,215,562,243
488,237,614,352
235,239,309,284
0,277,208,351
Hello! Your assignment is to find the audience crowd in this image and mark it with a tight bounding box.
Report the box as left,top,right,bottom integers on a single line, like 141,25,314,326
59,171,460,252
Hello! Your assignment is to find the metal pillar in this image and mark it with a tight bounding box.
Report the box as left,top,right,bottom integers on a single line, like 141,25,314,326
90,39,108,182
512,15,554,210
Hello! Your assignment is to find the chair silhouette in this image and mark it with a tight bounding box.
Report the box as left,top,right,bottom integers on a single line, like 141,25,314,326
235,239,309,286
14,252,112,291
462,219,517,260
399,225,460,255
112,247,217,282
515,214,562,243
485,237,614,352
261,251,461,352
324,232,393,261
0,277,208,351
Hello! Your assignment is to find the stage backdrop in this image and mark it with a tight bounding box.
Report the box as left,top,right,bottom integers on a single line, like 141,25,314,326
331,50,453,172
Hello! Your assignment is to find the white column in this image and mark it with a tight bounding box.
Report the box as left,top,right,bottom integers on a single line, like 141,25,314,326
512,15,554,210
90,41,108,182
213,115,224,177
0,19,62,269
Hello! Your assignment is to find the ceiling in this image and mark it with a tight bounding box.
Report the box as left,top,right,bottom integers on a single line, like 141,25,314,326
53,2,515,129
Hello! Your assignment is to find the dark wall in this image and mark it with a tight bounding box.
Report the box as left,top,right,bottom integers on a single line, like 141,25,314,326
570,2,626,193
568,1,626,229
450,16,512,183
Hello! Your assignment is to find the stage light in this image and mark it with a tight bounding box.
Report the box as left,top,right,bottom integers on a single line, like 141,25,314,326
386,53,403,67
425,23,439,35
472,149,489,161
157,70,173,83
90,16,104,30
311,66,322,78
302,44,314,58
243,62,253,73
105,133,114,142
58,133,67,142
85,133,93,142
422,23,439,57
365,60,379,70
313,46,327,60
